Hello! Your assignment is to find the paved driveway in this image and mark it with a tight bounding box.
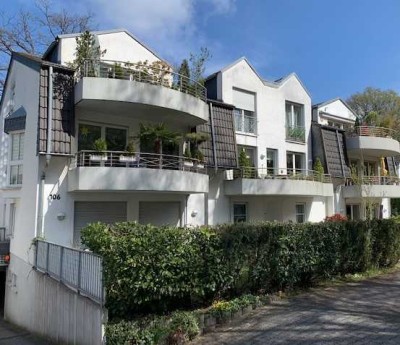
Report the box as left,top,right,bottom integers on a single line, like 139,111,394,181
195,271,400,345
0,318,52,344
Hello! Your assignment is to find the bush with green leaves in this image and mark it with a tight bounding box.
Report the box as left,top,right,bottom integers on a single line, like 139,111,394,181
81,219,400,320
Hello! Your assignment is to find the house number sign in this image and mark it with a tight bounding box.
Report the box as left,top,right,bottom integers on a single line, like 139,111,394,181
49,194,61,200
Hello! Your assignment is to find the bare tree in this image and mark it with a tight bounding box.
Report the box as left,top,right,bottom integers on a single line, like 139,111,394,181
0,0,96,90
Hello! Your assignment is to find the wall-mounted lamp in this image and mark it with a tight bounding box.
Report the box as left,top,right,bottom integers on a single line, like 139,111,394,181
191,210,198,218
57,212,66,221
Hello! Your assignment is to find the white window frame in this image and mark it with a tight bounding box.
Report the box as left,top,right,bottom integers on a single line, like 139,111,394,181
8,131,24,187
233,203,248,223
346,204,361,220
286,151,305,174
295,203,306,223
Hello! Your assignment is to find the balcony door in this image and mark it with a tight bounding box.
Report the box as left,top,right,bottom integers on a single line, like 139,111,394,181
78,123,127,151
287,151,304,175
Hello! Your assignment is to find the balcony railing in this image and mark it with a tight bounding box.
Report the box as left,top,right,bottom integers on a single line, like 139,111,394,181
235,114,257,134
349,126,395,138
70,151,207,173
286,125,306,143
346,176,400,186
76,59,207,101
234,167,332,183
35,240,104,304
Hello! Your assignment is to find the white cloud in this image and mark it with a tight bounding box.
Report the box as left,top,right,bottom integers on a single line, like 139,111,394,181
205,0,236,15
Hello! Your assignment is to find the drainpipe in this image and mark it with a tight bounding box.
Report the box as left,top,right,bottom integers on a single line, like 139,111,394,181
209,103,218,172
46,66,54,166
37,66,54,238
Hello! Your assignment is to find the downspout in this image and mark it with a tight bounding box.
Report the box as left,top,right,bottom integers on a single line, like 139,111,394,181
209,102,218,172
37,66,53,238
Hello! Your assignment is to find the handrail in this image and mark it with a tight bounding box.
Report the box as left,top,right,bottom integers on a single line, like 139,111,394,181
233,167,332,183
35,240,104,304
346,176,400,186
349,126,395,138
70,150,207,174
75,59,207,101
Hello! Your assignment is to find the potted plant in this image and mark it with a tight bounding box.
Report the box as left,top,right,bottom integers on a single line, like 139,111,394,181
183,146,193,167
119,140,137,163
90,138,108,161
193,149,205,169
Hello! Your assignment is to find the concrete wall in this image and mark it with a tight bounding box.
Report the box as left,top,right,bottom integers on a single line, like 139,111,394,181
5,254,104,345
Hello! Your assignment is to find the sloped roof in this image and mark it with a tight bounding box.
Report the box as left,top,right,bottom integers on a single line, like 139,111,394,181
206,57,312,98
43,28,165,63
313,97,357,117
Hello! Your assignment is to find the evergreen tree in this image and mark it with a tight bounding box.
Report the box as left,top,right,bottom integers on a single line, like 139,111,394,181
178,59,190,92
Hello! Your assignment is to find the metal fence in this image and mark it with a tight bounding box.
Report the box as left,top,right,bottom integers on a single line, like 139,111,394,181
350,126,395,138
76,59,207,101
234,113,257,134
286,125,306,143
35,240,104,304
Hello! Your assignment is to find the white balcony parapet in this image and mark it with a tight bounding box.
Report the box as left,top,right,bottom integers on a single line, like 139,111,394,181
68,151,209,193
225,168,333,196
346,126,400,157
76,59,207,101
343,175,400,198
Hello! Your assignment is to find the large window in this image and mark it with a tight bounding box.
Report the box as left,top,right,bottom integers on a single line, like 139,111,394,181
286,102,305,142
287,151,304,174
234,108,257,134
78,123,127,151
233,203,247,223
9,132,24,185
295,204,306,223
266,148,277,175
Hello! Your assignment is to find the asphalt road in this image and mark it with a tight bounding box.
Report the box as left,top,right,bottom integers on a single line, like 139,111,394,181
194,271,400,345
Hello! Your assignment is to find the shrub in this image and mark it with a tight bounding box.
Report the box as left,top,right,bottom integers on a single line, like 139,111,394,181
325,214,347,222
81,219,400,320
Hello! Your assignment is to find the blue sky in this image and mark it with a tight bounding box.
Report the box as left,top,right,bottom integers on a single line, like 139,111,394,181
7,0,400,103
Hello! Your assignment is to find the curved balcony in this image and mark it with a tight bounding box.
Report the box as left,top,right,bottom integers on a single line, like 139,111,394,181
74,60,209,126
224,168,333,196
346,126,400,158
68,151,209,193
343,176,400,198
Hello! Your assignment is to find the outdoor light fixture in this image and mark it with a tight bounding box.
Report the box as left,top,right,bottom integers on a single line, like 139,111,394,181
191,210,198,217
57,212,66,221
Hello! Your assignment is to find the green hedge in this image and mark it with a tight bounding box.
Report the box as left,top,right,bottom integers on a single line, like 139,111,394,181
81,219,400,318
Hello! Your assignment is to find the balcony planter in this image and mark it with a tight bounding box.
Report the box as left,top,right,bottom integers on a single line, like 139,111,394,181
184,160,194,167
119,155,138,163
89,154,108,162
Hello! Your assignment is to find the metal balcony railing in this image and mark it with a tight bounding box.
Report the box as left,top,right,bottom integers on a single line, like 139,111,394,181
76,59,207,101
70,151,207,173
235,114,257,134
349,126,395,138
35,240,104,304
286,125,306,143
233,167,332,183
346,176,400,186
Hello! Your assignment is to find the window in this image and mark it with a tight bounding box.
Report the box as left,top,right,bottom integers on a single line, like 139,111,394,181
234,108,257,134
363,162,376,177
287,152,304,174
78,123,127,151
266,148,277,175
286,102,305,142
233,203,247,223
238,146,256,167
9,132,24,185
295,204,306,223
346,204,360,220
8,203,15,238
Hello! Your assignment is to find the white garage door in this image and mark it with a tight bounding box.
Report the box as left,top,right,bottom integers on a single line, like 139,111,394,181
74,202,127,246
139,202,181,226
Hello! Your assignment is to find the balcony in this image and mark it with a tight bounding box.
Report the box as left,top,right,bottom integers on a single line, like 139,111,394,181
343,176,400,198
68,151,209,193
286,125,306,143
346,126,400,158
74,60,209,126
225,168,333,196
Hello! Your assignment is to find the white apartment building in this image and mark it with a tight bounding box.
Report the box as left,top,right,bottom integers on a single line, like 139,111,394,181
0,29,399,340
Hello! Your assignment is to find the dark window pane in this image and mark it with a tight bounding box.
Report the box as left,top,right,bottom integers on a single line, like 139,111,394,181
106,127,127,151
78,124,101,150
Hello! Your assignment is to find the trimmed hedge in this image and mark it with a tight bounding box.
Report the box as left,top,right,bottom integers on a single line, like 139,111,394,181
81,219,400,318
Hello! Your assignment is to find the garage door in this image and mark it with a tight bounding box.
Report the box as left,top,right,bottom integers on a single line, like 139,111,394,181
74,202,127,246
139,202,181,226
